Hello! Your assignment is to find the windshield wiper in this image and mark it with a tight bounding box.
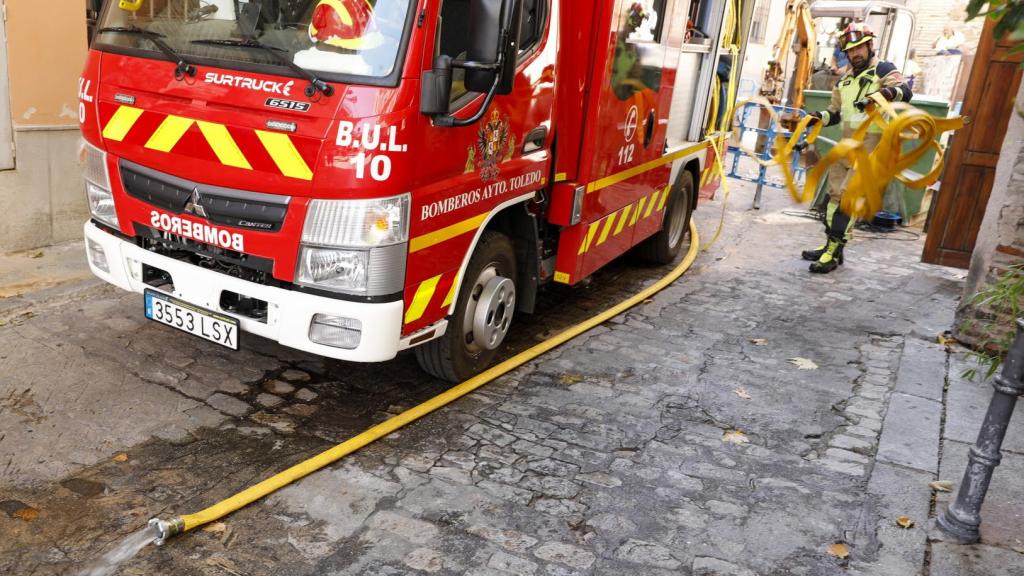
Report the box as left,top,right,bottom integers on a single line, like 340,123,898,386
191,38,334,98
98,26,197,80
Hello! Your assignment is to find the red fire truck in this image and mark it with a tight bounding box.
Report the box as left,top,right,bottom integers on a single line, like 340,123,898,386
80,0,743,381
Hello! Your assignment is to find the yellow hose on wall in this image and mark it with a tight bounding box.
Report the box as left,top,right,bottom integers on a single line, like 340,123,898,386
149,221,703,544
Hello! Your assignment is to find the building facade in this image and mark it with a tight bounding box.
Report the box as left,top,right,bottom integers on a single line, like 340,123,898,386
0,1,90,252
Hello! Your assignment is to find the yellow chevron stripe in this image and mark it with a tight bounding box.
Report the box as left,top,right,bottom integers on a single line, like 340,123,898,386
198,121,252,170
596,212,617,246
101,106,144,142
256,130,313,180
405,274,442,324
643,191,659,219
631,197,647,226
578,220,600,255
442,273,460,308
657,185,672,211
614,205,633,236
410,213,488,253
144,115,194,153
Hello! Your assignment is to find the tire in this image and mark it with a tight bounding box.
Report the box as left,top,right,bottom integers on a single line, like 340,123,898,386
638,170,694,264
416,231,517,382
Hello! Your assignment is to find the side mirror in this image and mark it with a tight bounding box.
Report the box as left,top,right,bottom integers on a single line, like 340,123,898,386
465,0,504,93
421,55,453,115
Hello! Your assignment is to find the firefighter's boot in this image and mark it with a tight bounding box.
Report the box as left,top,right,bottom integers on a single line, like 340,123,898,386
809,238,845,273
801,238,829,261
801,203,837,261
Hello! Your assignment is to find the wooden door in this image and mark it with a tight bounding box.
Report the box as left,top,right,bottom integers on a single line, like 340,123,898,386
923,17,1024,268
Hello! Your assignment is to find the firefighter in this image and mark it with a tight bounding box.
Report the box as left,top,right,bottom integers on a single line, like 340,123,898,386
802,23,913,273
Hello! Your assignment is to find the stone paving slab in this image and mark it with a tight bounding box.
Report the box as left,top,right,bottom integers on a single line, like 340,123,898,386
877,392,942,473
857,462,934,576
930,542,1024,576
895,337,947,401
944,354,1024,454
935,439,1024,550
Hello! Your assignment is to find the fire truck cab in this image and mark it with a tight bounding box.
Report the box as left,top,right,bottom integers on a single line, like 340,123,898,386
80,0,744,381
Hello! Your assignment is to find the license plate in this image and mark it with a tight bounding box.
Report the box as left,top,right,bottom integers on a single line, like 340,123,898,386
144,289,239,350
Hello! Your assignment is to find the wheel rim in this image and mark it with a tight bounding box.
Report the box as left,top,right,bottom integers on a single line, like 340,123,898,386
666,187,688,248
462,265,516,353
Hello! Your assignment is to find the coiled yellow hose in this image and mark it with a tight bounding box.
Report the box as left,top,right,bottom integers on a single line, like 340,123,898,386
730,93,965,219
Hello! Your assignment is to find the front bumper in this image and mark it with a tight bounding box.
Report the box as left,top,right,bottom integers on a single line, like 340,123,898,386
84,221,404,362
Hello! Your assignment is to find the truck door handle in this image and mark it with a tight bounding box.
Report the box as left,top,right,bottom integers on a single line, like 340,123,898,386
522,126,548,154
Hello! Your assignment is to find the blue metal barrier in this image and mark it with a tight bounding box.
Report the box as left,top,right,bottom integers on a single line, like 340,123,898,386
727,102,812,209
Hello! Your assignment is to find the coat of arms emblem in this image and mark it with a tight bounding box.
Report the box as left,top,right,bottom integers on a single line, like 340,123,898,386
475,110,510,181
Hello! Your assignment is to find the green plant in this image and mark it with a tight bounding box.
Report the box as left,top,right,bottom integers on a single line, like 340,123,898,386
967,0,1024,44
960,264,1024,381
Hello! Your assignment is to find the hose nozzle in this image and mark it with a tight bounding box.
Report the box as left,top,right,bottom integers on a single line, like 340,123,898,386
148,517,184,546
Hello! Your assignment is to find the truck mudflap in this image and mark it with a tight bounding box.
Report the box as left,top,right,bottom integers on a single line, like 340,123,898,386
84,222,404,362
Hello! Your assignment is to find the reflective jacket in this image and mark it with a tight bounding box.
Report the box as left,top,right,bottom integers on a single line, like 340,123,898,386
819,58,912,136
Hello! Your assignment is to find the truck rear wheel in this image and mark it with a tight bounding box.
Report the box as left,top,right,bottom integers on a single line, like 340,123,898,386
416,231,517,382
638,170,694,264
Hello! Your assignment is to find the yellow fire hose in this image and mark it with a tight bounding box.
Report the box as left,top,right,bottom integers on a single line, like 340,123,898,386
149,59,966,546
149,220,703,544
730,93,966,220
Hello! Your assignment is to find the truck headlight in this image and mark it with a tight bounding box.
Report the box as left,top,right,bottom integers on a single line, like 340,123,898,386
302,194,410,247
297,247,368,291
82,141,119,229
86,183,119,229
296,194,409,295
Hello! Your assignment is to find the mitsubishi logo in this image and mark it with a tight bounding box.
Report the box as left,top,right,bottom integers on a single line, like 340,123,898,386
184,188,208,218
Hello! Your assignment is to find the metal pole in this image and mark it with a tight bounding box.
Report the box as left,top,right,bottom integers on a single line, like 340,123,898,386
936,318,1024,544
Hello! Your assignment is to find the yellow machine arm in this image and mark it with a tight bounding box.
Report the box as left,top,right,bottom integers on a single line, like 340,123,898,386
759,0,815,110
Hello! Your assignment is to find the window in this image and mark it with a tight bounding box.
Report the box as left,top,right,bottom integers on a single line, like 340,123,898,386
94,0,413,82
438,0,547,106
625,0,668,44
750,0,770,44
437,0,472,103
519,0,546,55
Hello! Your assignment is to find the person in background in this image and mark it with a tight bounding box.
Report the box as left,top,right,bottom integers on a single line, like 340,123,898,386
904,48,922,91
934,26,965,55
802,23,913,274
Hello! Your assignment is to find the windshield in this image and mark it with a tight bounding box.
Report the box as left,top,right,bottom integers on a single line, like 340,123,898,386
95,0,412,81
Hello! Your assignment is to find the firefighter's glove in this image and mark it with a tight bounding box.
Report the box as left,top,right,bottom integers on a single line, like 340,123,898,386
878,86,899,101
853,98,872,112
806,111,822,125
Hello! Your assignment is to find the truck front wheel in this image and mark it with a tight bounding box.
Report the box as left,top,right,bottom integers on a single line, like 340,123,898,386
637,170,694,264
416,231,517,382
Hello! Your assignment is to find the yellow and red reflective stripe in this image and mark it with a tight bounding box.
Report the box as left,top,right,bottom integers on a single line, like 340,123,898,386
614,205,633,236
405,274,442,324
198,121,252,170
657,185,672,211
595,212,617,246
578,220,600,255
255,130,313,181
102,106,144,142
145,115,194,152
442,273,460,308
410,213,489,254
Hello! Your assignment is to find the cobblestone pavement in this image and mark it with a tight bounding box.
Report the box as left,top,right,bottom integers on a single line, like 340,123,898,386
2,180,1021,576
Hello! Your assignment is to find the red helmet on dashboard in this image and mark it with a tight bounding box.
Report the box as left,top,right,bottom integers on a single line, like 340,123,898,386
308,0,383,50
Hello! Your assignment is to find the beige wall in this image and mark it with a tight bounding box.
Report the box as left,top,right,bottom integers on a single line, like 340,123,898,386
6,0,87,127
0,1,89,252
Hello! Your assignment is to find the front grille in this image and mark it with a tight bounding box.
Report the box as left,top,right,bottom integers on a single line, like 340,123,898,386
136,226,275,286
120,160,290,232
